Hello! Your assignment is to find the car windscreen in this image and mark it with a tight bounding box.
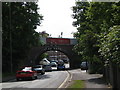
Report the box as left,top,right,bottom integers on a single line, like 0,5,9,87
81,62,88,66
33,65,42,68
33,68,42,70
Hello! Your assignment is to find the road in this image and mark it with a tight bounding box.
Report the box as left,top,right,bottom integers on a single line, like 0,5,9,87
1,70,68,89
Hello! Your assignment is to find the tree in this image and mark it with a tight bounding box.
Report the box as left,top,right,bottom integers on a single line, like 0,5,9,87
2,2,43,72
72,1,120,73
99,25,120,64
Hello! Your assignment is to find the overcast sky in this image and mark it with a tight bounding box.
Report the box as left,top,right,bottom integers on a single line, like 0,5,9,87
35,0,77,38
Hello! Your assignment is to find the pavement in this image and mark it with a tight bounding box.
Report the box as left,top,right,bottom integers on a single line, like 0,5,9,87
64,68,111,89
2,76,15,82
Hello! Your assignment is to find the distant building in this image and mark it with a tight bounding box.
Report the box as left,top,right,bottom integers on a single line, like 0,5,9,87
47,51,69,61
39,31,49,37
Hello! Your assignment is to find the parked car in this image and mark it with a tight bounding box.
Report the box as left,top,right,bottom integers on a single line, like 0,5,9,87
50,60,58,64
16,67,37,81
43,64,52,71
57,64,65,70
50,62,57,67
57,60,64,65
80,61,89,70
32,65,45,75
63,59,69,63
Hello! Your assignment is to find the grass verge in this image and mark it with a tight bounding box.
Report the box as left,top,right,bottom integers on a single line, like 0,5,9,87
68,80,85,88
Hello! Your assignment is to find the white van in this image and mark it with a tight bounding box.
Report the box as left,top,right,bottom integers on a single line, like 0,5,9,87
40,58,50,65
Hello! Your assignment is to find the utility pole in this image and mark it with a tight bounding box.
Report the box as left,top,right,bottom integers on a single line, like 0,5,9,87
61,32,63,38
9,2,13,73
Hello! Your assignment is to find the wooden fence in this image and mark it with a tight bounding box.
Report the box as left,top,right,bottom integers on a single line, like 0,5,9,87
104,61,120,90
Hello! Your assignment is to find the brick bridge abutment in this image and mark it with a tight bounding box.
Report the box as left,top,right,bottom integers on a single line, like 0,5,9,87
26,44,81,69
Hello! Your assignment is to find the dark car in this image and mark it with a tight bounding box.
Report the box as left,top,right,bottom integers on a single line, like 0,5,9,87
57,64,65,70
80,62,89,70
63,59,69,63
57,60,64,65
16,67,37,81
32,65,45,75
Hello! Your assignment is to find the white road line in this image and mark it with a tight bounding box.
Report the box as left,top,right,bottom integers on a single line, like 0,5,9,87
58,71,70,88
65,70,72,88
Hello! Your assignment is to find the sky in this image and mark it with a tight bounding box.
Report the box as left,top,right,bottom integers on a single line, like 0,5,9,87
36,0,77,38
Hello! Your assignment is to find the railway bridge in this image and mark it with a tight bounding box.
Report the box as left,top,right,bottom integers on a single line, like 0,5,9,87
26,37,81,68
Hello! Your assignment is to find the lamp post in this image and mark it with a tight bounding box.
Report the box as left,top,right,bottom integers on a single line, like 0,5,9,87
61,32,63,38
9,2,13,73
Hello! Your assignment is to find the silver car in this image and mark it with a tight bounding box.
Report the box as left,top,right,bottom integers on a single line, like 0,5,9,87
43,64,52,72
32,65,45,75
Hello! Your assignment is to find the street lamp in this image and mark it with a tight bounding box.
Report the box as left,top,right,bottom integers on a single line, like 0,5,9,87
9,2,13,73
61,32,63,38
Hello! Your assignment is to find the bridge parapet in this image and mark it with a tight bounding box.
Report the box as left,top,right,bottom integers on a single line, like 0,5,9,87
40,37,77,45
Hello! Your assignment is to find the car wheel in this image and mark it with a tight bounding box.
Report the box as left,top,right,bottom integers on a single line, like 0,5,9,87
41,72,45,75
16,78,20,81
35,76,37,79
31,76,35,80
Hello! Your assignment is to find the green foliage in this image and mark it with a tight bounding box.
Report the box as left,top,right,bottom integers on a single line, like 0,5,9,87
72,1,120,73
36,53,48,64
40,53,49,60
2,2,43,72
68,80,85,88
74,30,99,61
99,25,120,63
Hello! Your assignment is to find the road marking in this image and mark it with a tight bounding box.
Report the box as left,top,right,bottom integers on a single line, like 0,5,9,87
67,70,72,82
65,70,72,88
58,70,72,88
0,83,2,90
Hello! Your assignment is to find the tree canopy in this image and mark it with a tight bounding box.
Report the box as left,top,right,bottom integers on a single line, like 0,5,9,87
72,1,120,73
2,2,43,72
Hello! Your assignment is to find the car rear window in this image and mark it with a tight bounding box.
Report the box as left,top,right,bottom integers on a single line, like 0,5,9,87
22,67,32,71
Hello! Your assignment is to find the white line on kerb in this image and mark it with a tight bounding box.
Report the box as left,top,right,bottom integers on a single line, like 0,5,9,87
58,70,72,88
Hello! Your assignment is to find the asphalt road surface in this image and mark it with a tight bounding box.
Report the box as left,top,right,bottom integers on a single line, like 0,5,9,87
1,70,68,89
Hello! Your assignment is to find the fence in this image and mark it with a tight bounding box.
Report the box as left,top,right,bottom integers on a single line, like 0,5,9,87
104,61,120,90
